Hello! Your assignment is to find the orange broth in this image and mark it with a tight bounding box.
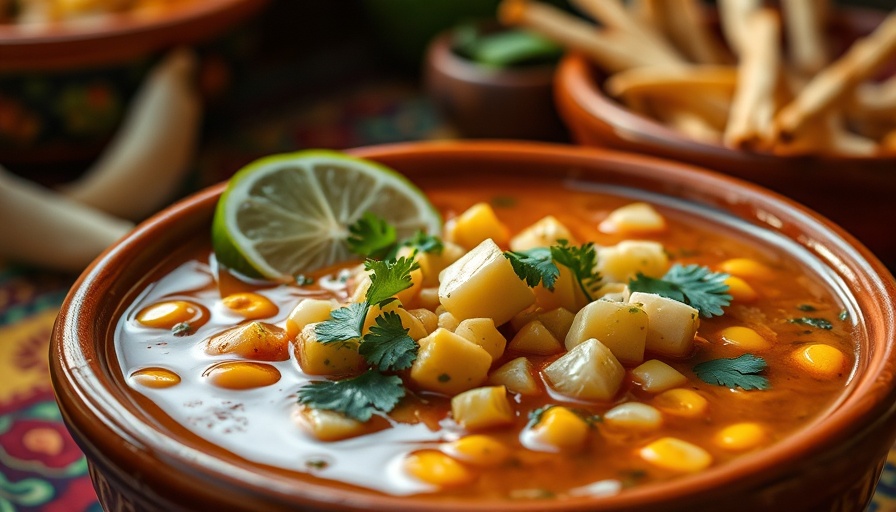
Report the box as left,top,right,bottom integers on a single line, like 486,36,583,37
115,177,857,500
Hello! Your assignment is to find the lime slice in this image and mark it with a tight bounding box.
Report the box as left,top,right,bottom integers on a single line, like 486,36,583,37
212,150,441,280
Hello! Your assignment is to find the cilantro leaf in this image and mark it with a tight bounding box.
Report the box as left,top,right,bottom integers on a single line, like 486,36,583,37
629,264,731,318
401,230,444,256
360,311,418,371
297,370,406,422
365,256,420,306
694,354,770,390
314,302,368,343
789,317,833,330
504,247,559,289
550,241,601,301
347,212,398,260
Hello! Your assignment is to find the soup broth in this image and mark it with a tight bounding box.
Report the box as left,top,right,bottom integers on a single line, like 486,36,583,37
115,176,857,501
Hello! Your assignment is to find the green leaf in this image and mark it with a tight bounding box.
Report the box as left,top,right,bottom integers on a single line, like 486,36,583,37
629,264,731,318
453,24,563,68
789,317,833,330
365,256,420,306
694,354,770,391
314,302,368,343
360,311,418,371
550,241,601,301
347,212,398,260
504,247,559,289
297,370,406,422
401,230,444,256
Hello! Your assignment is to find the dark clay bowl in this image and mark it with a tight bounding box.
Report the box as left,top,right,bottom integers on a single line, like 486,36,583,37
0,0,267,167
51,141,896,511
553,7,896,269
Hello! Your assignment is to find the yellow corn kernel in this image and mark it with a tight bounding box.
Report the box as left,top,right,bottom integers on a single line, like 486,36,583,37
724,276,759,303
451,386,515,431
136,299,208,329
455,318,507,360
447,202,510,249
714,422,767,451
792,344,847,379
285,299,335,339
508,319,563,355
410,328,493,395
444,435,511,467
221,292,279,320
408,308,439,334
295,407,368,441
718,258,774,281
488,357,542,395
202,361,281,390
130,367,181,388
603,402,663,431
598,202,667,235
205,321,290,361
523,406,590,453
718,326,772,351
653,388,709,418
640,437,712,472
403,450,476,487
631,359,688,393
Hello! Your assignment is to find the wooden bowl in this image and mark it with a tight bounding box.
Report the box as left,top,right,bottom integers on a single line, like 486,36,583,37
50,141,896,511
553,7,896,269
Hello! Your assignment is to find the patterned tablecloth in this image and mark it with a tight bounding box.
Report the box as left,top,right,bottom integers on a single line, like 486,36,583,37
2,2,895,511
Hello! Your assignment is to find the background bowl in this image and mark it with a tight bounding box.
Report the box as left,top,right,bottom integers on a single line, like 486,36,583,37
553,7,896,270
0,0,267,169
51,141,896,511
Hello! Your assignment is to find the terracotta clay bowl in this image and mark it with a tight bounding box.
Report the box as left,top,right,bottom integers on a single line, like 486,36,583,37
51,141,896,511
553,7,896,270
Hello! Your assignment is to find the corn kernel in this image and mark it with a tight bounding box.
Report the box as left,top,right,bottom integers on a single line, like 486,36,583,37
403,450,476,487
202,361,281,389
725,276,759,303
792,344,847,379
714,422,767,451
523,406,590,453
653,388,708,418
718,326,772,351
718,258,774,281
130,367,181,388
640,437,712,472
221,292,278,320
408,308,439,335
603,402,663,431
418,287,441,310
444,435,511,467
451,386,515,431
136,300,208,329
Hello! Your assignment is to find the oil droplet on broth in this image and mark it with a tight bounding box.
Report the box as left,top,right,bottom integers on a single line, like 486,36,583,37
202,361,282,390
131,367,182,388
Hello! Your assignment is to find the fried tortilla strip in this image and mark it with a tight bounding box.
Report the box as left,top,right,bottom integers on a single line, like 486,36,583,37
718,0,762,56
781,0,830,76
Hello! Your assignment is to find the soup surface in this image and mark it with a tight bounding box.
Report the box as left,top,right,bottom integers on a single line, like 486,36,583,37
115,175,857,500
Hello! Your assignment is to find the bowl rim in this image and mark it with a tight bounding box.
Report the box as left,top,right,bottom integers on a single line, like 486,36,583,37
51,140,896,510
552,4,896,165
0,0,268,70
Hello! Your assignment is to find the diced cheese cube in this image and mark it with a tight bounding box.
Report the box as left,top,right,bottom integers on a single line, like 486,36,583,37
543,338,625,401
446,203,510,249
285,298,337,339
599,202,666,235
536,307,576,341
533,264,587,312
295,407,368,441
510,215,578,251
451,386,515,430
565,299,648,365
410,328,493,395
205,321,289,361
398,242,465,288
597,240,668,283
296,323,365,375
439,239,535,325
631,359,688,392
629,292,700,357
508,320,563,355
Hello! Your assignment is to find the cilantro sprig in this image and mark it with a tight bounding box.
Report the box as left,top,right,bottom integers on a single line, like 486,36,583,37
504,240,601,301
346,212,442,260
301,253,422,421
629,264,731,318
694,354,770,391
